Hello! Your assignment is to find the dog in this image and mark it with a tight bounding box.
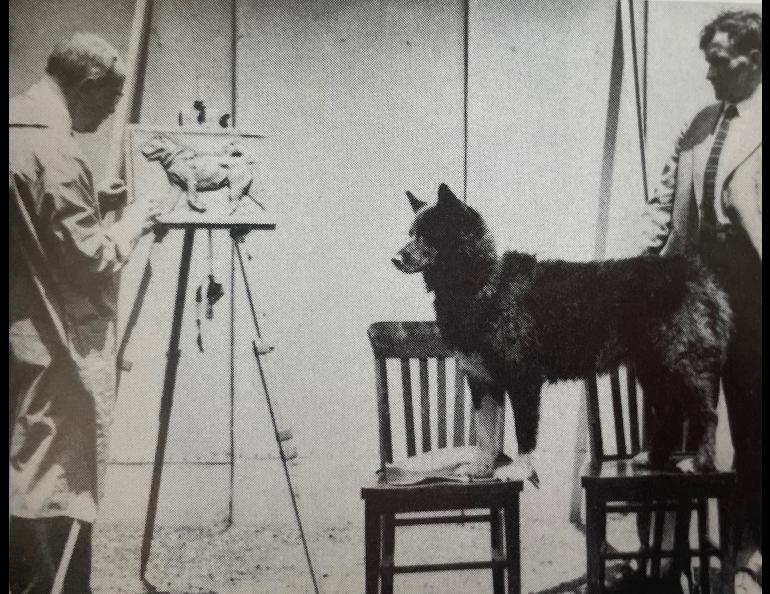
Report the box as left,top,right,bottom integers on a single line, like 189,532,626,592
392,184,732,478
140,134,265,214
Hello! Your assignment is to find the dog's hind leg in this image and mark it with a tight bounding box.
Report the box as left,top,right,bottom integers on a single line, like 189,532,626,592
229,169,265,214
634,366,685,469
681,371,720,473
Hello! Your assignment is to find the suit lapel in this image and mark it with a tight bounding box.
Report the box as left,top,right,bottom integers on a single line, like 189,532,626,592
716,118,762,197
692,139,711,208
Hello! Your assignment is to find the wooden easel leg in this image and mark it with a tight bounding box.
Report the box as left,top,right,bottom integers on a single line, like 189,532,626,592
140,228,196,585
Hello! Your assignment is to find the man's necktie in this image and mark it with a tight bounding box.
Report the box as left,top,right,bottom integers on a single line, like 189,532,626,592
701,104,738,225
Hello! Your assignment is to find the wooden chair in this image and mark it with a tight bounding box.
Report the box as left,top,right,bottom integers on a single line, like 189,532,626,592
580,366,737,593
361,321,523,594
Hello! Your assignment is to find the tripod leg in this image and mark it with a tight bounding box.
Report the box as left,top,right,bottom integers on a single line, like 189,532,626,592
234,242,319,594
140,228,196,584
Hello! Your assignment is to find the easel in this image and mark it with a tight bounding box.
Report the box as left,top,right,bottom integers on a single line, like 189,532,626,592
100,0,318,591
122,219,319,594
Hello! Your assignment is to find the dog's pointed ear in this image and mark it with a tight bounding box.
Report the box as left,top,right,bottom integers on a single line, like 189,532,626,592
406,191,426,213
437,183,461,206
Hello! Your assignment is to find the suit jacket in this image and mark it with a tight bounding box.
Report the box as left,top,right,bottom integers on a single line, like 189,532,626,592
643,91,762,258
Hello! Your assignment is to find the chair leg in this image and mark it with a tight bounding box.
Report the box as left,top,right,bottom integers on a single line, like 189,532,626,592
490,507,504,594
651,502,666,580
718,496,736,594
696,499,710,594
381,513,395,594
636,507,652,577
365,505,382,594
503,498,521,594
585,495,606,594
673,500,692,590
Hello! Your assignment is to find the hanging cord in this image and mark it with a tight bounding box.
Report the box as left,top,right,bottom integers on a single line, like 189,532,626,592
628,0,650,205
226,238,236,528
234,240,320,594
462,0,469,202
227,0,238,531
196,231,225,353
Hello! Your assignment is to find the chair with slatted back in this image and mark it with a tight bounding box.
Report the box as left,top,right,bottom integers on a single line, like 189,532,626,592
361,321,524,594
580,366,737,593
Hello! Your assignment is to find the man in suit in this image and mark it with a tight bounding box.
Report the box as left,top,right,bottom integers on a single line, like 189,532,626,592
641,10,762,593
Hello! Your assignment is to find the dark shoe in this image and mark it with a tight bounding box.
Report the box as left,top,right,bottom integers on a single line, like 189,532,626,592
604,564,646,593
604,564,686,594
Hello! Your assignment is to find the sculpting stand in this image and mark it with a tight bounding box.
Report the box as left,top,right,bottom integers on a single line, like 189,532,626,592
121,220,318,593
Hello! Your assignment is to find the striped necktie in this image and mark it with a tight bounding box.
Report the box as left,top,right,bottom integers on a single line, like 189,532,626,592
701,103,738,225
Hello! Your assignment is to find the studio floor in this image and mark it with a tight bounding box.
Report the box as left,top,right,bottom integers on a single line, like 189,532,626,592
93,453,631,594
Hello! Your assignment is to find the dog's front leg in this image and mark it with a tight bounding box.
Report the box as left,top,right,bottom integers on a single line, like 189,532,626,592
509,375,543,488
182,164,206,212
459,381,504,478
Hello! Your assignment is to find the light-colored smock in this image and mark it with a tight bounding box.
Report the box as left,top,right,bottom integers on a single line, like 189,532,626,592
9,77,137,522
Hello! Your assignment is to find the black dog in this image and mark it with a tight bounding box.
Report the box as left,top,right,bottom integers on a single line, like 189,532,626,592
392,184,732,476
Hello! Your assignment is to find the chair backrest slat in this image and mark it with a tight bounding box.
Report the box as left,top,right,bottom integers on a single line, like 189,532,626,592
586,365,696,463
368,321,502,462
585,375,604,462
468,401,478,446
626,366,641,454
401,358,417,457
374,357,393,465
436,357,447,448
453,364,466,446
419,358,431,452
610,368,627,456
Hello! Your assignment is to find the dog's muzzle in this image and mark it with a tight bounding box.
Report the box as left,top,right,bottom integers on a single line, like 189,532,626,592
391,255,406,271
392,252,421,273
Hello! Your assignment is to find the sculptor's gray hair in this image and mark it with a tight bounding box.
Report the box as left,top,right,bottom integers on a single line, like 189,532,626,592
46,33,126,88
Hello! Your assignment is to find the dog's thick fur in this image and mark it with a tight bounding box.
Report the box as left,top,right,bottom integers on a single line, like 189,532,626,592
393,184,732,474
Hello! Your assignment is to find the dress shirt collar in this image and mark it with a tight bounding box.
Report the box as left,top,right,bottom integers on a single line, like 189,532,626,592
728,83,762,121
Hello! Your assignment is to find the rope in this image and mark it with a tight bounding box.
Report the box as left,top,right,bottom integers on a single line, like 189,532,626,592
628,0,650,205
228,238,236,527
227,0,239,528
234,241,320,594
462,0,469,202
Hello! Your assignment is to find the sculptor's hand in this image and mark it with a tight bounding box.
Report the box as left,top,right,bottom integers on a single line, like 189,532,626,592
123,197,164,235
97,179,129,212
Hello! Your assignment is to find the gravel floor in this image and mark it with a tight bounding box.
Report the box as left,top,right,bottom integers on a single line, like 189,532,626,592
92,518,600,593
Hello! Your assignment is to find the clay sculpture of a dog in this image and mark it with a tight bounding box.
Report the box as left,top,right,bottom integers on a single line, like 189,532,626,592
140,134,265,214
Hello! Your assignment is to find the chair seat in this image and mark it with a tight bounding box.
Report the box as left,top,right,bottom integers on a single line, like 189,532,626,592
581,458,736,499
362,474,524,513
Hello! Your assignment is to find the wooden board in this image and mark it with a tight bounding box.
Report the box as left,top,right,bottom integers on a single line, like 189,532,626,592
126,125,277,230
